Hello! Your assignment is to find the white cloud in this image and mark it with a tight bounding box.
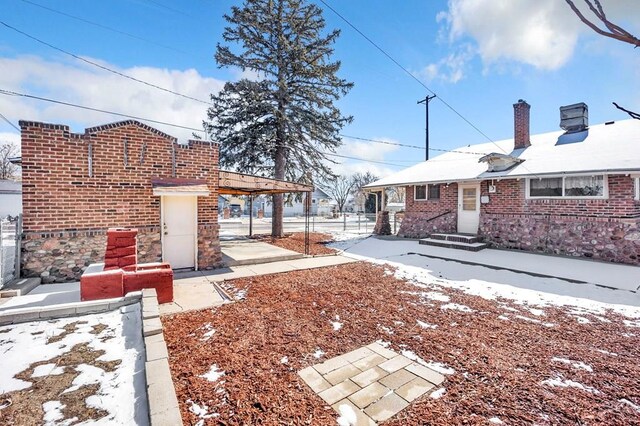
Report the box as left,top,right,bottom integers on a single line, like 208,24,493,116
417,44,475,83
437,0,640,71
0,55,225,142
327,136,403,179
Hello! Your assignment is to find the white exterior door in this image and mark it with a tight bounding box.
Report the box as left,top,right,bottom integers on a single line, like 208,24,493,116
457,183,480,234
162,196,197,269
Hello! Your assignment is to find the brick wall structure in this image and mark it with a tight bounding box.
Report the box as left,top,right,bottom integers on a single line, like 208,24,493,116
398,175,640,265
20,120,223,282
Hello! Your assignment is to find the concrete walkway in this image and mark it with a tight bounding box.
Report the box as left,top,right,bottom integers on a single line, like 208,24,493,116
220,239,303,266
161,254,357,315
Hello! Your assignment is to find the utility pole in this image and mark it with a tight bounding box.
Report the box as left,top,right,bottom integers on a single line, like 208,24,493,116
417,94,436,161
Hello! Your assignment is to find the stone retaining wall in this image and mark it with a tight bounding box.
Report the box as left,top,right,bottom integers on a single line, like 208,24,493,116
480,214,640,265
398,211,456,238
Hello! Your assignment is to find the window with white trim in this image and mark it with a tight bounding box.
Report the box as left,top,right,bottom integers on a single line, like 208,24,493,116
527,175,606,199
634,177,640,200
414,184,440,200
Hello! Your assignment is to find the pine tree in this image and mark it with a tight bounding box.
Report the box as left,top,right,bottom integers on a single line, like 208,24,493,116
205,0,353,237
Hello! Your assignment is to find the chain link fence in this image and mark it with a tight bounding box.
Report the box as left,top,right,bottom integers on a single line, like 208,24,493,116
0,215,22,289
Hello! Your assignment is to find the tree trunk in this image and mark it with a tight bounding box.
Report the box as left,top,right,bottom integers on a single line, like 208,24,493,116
271,144,286,237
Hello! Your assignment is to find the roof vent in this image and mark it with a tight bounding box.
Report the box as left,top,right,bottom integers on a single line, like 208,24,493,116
560,102,588,133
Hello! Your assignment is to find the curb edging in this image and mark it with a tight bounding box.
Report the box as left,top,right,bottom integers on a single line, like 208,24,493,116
141,288,183,426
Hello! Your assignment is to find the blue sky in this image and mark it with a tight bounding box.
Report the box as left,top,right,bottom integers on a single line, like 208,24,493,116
1,0,639,178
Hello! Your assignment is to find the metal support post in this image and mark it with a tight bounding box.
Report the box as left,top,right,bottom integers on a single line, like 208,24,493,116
249,195,254,237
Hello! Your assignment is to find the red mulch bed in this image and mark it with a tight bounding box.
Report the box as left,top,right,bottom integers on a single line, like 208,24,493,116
163,262,640,425
251,232,337,256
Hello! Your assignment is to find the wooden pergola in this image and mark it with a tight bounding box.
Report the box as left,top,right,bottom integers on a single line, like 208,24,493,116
218,170,314,254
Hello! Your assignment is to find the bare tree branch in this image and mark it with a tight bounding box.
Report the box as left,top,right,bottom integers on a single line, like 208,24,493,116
564,0,640,47
318,175,354,214
613,102,640,120
0,141,20,180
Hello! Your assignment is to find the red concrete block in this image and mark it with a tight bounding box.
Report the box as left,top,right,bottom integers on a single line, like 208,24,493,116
115,246,136,257
118,255,137,268
123,268,173,303
107,228,138,239
80,269,124,301
104,258,119,268
107,236,137,248
135,262,171,271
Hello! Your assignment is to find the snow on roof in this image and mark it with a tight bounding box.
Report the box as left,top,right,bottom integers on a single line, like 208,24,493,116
365,119,640,188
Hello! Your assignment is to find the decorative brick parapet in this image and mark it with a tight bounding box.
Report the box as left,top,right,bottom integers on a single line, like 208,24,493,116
480,214,640,265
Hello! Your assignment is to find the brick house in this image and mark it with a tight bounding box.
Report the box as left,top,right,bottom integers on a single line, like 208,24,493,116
365,101,640,265
19,120,223,282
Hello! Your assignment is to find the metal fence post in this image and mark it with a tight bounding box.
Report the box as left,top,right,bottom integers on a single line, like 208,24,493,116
343,213,346,231
14,215,21,280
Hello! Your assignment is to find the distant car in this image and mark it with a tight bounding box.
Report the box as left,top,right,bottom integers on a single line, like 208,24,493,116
230,204,242,218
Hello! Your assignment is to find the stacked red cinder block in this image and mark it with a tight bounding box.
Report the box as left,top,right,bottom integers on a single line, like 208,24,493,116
104,228,138,270
80,228,174,303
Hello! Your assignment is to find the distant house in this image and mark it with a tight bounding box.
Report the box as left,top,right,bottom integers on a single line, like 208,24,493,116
262,188,334,217
0,180,21,217
365,100,640,265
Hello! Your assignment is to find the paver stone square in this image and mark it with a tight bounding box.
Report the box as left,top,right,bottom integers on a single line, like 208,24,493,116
352,353,386,371
348,382,390,409
405,363,446,386
378,355,413,373
379,368,417,390
298,366,332,393
341,347,375,363
331,399,377,426
324,364,363,386
318,380,360,405
366,342,398,359
314,355,350,375
351,366,389,388
396,377,435,402
364,392,409,422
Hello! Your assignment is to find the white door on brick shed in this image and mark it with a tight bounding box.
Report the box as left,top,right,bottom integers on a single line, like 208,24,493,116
162,196,197,269
457,183,480,234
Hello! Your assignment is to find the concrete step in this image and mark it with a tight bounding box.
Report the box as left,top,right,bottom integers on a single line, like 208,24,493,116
419,238,489,252
0,277,42,298
430,233,483,244
221,252,304,267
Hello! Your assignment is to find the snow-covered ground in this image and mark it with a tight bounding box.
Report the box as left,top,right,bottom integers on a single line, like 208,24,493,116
0,304,148,425
328,234,640,313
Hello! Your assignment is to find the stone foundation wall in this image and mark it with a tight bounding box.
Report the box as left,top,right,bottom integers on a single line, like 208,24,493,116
22,227,162,282
480,214,640,265
398,211,457,238
198,224,224,270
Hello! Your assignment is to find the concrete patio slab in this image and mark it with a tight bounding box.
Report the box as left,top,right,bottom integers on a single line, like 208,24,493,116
298,342,444,424
159,276,226,316
221,239,303,266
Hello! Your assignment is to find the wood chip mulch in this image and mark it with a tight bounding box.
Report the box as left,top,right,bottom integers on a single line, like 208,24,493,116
163,262,640,425
250,232,337,256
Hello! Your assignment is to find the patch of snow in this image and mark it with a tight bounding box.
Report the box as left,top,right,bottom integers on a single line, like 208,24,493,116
430,388,446,399
313,349,325,359
280,356,288,364
201,365,225,382
32,363,65,378
576,316,591,324
623,319,640,327
200,323,216,341
0,305,147,425
528,308,545,316
441,303,473,313
42,400,65,424
423,361,455,375
416,320,437,329
422,291,450,302
331,321,343,331
514,315,555,327
551,357,593,372
187,399,219,425
498,315,509,321
542,376,599,394
379,325,394,334
375,340,391,348
596,349,618,357
620,398,640,413
336,403,358,426
488,418,504,425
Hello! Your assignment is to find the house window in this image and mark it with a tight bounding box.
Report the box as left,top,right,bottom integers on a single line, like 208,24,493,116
527,175,606,198
415,184,440,201
428,184,441,200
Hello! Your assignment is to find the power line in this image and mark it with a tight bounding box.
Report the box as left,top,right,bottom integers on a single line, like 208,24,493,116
0,21,212,106
339,134,486,155
0,89,205,133
325,152,407,168
20,0,194,57
0,112,20,131
318,0,505,154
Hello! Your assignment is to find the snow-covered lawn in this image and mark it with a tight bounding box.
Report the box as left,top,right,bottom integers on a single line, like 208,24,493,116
0,304,147,425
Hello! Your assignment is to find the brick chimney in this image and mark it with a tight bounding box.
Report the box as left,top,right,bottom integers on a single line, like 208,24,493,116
513,99,531,150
